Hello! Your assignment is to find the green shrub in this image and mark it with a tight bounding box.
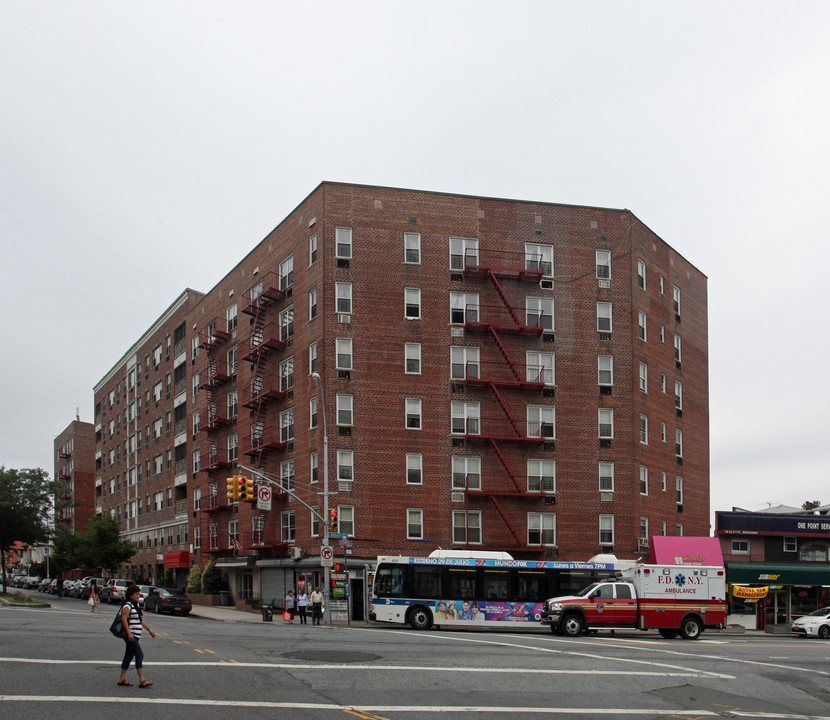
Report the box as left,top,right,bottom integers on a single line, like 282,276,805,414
201,560,222,595
186,564,202,594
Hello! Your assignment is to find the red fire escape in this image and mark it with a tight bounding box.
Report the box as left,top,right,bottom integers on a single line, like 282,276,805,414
458,247,555,553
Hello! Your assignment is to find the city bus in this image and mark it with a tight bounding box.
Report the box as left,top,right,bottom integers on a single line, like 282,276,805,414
370,550,625,630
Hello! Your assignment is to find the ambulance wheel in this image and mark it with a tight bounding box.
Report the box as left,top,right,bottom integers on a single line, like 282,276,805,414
680,616,702,640
658,629,679,639
562,614,584,637
408,605,433,631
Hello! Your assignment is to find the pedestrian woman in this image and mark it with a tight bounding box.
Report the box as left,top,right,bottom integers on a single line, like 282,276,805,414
89,580,101,613
284,590,295,623
117,584,156,688
296,588,309,624
310,586,324,626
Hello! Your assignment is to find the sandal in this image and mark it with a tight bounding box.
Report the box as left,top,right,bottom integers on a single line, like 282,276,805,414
139,681,153,688
117,680,133,686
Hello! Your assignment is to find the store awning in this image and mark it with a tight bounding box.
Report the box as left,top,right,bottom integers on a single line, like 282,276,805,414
649,536,724,566
726,562,830,586
163,551,190,569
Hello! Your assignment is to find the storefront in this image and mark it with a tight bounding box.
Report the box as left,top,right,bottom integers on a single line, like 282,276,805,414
163,551,191,589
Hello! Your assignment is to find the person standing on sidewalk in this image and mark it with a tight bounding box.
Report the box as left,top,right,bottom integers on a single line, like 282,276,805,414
296,588,309,624
117,585,156,688
284,590,295,623
310,586,324,625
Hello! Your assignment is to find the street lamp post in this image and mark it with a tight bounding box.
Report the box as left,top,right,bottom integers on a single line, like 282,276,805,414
310,372,330,624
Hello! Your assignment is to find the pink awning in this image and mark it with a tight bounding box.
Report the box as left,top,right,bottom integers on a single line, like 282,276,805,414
649,536,723,566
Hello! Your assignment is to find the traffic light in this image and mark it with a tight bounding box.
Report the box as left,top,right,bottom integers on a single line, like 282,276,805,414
226,476,239,501
236,475,247,501
329,508,338,533
237,475,255,502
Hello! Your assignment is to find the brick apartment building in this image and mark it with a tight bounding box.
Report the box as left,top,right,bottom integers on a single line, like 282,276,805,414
54,418,96,534
93,289,204,586
90,182,708,614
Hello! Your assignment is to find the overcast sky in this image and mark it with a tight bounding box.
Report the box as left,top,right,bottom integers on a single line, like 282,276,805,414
2,2,828,524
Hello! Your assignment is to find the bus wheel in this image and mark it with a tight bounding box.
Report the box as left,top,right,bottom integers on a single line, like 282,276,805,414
562,614,584,637
680,616,702,640
658,629,679,639
408,605,433,631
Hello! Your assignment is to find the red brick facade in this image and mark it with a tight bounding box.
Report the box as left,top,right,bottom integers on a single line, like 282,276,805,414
54,419,96,534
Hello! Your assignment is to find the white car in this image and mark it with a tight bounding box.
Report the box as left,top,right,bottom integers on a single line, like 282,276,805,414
792,607,830,639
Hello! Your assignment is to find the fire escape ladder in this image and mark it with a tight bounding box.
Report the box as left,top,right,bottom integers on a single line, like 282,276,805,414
250,302,269,472
488,495,524,547
487,326,522,382
488,439,522,492
489,383,523,437
487,269,521,325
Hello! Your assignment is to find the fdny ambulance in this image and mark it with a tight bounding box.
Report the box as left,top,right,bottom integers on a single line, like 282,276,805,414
540,564,726,640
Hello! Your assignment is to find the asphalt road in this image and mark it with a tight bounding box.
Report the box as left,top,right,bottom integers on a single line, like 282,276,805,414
2,598,830,719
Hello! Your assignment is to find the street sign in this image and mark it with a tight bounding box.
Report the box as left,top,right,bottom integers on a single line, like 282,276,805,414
340,533,349,544
257,485,272,511
321,546,333,560
328,532,341,539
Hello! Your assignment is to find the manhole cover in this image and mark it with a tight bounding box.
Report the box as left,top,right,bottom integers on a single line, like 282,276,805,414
282,650,380,663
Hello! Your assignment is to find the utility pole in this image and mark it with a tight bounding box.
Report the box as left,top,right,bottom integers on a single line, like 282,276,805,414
311,372,331,625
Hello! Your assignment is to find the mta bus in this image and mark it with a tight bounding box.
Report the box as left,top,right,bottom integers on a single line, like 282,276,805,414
370,550,624,630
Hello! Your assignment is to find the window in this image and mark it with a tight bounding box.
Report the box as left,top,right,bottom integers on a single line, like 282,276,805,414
528,513,556,546
309,397,318,428
450,292,479,324
731,539,749,554
638,311,647,341
525,243,553,276
337,449,354,483
280,409,294,443
406,398,422,429
280,357,294,392
279,255,293,290
310,452,318,484
661,373,667,393
226,303,238,333
659,275,664,294
675,381,683,410
675,429,683,458
661,423,667,443
598,408,613,438
527,351,554,385
597,302,612,332
405,343,421,374
336,394,353,425
637,259,646,289
309,289,317,320
599,515,614,545
452,456,481,490
227,390,238,419
453,510,481,544
337,505,355,536
282,510,296,542
153,418,163,439
676,476,684,504
676,523,684,537
192,411,200,435
639,414,648,444
281,459,295,492
336,227,352,259
336,338,353,370
660,324,665,343
309,342,317,374
404,232,420,263
599,462,614,492
336,283,352,314
309,233,317,265
153,382,163,402
403,287,422,319
153,345,162,367
406,453,423,485
527,459,555,493
784,537,797,553
598,356,613,386
450,236,478,270
193,486,202,510
451,346,479,379
596,250,611,279
639,363,647,392
451,401,480,435
673,286,681,316
639,466,648,495
526,297,554,330
661,472,667,492
228,520,239,548
407,509,424,540
227,346,238,377
640,517,648,541
227,433,238,463
280,306,294,341
527,405,555,439
674,334,682,364
154,455,163,475
310,506,319,537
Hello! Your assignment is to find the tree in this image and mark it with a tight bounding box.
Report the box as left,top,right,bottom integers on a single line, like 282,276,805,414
82,514,136,576
186,564,202,594
201,560,222,594
0,467,54,593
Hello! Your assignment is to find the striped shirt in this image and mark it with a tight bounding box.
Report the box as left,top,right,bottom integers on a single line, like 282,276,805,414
124,602,142,639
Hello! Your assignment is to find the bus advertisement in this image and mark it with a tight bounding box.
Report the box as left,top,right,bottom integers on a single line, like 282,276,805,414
370,550,623,631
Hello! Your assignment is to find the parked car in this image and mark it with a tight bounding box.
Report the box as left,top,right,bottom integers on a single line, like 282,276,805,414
100,579,131,604
67,580,84,598
136,585,156,609
144,587,192,615
792,607,830,639
80,578,108,599
24,576,42,590
38,578,52,592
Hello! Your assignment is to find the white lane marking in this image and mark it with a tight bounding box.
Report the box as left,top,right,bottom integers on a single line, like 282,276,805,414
0,657,715,677
2,695,830,718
